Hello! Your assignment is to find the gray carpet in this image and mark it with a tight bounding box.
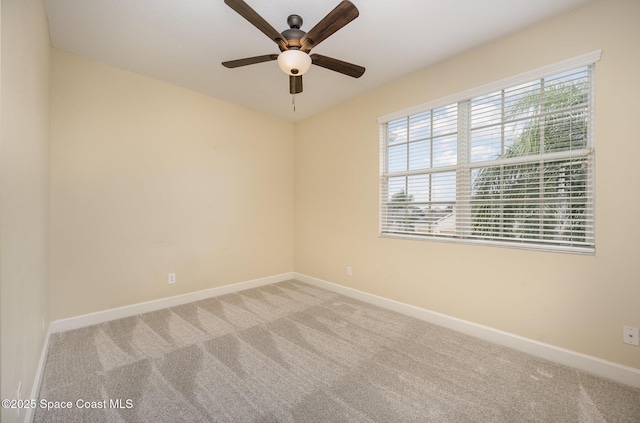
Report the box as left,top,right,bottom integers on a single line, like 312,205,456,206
35,280,640,422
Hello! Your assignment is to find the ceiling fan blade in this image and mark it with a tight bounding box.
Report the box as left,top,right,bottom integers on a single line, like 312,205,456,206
310,54,365,78
224,0,287,50
290,75,303,94
300,1,359,52
222,54,278,68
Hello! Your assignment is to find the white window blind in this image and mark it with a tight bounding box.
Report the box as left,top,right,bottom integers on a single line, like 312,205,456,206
379,53,598,253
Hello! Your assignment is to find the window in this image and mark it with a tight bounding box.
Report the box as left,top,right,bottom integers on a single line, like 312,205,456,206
379,51,600,253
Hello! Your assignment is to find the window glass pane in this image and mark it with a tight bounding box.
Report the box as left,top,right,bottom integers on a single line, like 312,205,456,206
432,136,457,167
431,172,456,202
387,118,407,145
433,104,457,136
543,110,588,153
471,126,501,162
503,162,541,200
503,117,540,158
407,174,430,203
387,178,417,233
503,80,542,122
542,158,589,242
387,177,406,201
427,203,456,235
471,165,502,238
471,91,501,128
502,118,532,154
543,158,587,199
471,166,500,201
388,144,407,173
409,111,430,141
408,141,430,171
542,84,587,113
544,67,589,95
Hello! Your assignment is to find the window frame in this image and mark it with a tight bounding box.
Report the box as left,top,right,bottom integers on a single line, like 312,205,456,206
378,50,601,254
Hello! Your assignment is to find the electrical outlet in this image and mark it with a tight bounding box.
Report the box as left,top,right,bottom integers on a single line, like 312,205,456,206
346,266,352,276
168,273,176,284
623,326,639,346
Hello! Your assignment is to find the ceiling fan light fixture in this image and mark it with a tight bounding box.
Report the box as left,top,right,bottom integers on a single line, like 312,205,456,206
277,50,311,76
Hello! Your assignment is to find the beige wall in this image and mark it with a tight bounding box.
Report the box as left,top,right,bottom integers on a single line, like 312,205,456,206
4,2,637,411
294,0,640,369
0,0,51,421
50,50,294,320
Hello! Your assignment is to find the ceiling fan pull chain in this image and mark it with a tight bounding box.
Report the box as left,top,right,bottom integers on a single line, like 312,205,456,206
292,94,296,112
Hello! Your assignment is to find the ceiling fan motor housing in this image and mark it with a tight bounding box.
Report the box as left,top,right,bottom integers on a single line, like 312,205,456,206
281,14,305,50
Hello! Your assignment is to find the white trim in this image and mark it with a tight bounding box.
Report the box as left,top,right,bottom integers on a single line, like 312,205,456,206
25,326,52,423
36,268,639,407
377,49,602,124
31,273,294,422
49,272,295,333
294,272,640,389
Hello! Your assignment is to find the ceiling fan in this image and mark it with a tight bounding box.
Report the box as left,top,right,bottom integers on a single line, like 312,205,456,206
221,0,365,95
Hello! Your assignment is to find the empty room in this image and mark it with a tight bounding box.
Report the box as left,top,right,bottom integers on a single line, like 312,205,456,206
1,0,639,422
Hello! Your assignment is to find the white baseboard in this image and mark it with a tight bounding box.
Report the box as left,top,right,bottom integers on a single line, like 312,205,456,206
49,272,295,334
30,272,294,422
38,270,640,401
25,325,52,423
294,272,640,389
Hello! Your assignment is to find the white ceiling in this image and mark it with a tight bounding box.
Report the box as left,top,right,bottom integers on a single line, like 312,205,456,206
44,0,593,122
